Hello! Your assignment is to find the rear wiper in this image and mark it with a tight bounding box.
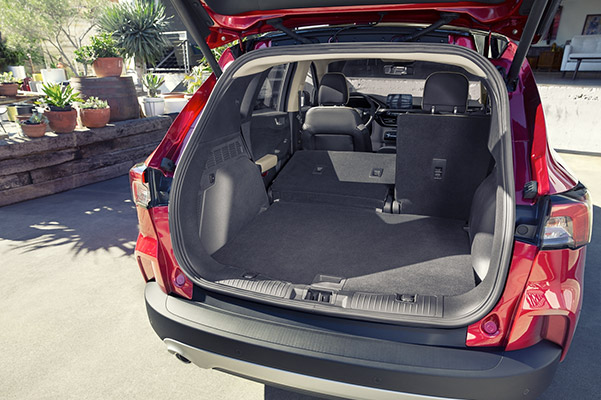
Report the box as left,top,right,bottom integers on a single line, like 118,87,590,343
393,12,459,42
267,18,312,44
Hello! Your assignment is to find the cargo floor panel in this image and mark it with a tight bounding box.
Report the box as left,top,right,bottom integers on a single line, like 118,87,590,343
213,202,476,296
270,150,393,210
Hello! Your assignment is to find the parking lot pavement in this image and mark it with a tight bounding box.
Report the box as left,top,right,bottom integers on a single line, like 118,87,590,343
0,153,599,400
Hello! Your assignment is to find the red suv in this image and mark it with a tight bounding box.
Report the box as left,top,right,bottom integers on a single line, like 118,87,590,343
130,1,592,399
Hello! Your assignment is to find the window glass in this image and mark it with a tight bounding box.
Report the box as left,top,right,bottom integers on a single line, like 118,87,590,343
303,63,317,104
253,64,288,111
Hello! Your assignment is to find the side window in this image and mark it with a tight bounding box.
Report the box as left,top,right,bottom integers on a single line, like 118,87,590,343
253,64,288,112
303,63,318,106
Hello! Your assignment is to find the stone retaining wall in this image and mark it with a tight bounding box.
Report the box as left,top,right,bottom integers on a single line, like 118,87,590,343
0,116,172,207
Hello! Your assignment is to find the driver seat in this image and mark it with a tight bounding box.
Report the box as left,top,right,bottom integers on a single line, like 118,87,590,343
301,73,372,152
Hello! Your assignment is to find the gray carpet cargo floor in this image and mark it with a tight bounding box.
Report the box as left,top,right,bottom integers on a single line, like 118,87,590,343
213,202,476,296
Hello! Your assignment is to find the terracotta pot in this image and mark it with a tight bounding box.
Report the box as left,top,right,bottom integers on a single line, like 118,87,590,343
45,109,77,133
80,107,111,128
21,123,47,138
92,57,123,78
162,92,186,99
0,83,19,97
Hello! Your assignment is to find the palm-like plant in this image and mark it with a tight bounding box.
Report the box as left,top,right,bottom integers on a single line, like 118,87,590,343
99,0,171,77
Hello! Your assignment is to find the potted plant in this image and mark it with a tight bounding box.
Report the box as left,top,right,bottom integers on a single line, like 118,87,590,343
0,72,20,97
41,83,83,133
99,0,170,87
78,96,111,128
74,33,124,78
142,74,165,117
20,112,48,138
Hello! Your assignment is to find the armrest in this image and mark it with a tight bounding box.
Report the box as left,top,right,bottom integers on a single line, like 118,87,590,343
255,154,278,174
560,44,572,71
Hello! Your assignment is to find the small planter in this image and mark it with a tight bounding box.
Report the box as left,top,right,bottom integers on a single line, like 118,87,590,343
93,57,123,78
80,107,111,128
0,83,19,97
8,66,27,80
40,68,66,84
16,104,35,115
164,97,188,114
21,122,47,138
45,108,78,133
6,105,18,122
143,97,165,117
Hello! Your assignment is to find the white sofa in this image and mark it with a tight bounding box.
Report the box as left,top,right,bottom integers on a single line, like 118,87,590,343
561,35,601,76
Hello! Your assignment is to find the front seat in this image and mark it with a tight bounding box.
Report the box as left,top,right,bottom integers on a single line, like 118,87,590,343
301,73,372,152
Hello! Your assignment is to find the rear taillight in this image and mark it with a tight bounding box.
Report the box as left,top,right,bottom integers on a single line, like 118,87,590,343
130,164,194,300
131,180,151,208
468,185,591,360
542,189,592,249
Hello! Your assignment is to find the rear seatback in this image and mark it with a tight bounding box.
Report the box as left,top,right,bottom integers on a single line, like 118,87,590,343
395,72,492,220
271,150,393,209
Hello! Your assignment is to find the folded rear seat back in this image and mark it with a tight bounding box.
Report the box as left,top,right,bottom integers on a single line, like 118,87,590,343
271,150,393,210
394,72,492,220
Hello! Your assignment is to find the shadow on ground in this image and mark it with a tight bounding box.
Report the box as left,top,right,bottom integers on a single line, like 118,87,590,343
0,176,137,257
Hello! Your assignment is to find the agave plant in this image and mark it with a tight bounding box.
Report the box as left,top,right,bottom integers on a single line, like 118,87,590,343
41,83,83,110
142,74,165,98
99,0,171,74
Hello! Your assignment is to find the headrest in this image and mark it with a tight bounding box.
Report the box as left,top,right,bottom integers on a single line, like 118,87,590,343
318,73,349,106
422,72,469,113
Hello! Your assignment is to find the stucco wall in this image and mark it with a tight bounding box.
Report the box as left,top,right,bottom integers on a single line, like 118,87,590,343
539,84,601,154
546,0,601,47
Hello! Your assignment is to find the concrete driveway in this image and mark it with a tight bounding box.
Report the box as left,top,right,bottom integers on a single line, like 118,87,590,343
1,153,599,400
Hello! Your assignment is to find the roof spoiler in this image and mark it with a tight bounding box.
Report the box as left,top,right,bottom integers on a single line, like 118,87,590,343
506,0,561,90
167,0,223,78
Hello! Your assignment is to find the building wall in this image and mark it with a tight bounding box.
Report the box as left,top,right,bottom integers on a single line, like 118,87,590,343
555,0,601,46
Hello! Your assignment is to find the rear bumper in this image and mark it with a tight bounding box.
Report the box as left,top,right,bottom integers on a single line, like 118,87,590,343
145,282,561,400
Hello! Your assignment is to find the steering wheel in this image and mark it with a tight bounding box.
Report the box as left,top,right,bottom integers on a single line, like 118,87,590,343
349,92,379,129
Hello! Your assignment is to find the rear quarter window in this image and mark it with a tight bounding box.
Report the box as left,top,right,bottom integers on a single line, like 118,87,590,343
253,64,289,112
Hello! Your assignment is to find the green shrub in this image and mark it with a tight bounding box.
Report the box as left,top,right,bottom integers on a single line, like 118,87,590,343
75,33,123,65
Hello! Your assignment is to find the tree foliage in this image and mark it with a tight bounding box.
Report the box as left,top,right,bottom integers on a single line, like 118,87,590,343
0,0,106,75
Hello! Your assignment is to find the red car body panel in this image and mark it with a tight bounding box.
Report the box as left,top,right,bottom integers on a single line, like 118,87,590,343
200,0,536,48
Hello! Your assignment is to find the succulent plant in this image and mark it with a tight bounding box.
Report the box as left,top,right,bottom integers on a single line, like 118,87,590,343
0,71,20,84
79,96,109,109
142,74,165,98
20,111,48,125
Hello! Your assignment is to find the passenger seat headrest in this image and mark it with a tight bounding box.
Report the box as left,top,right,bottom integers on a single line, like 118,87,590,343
318,73,349,106
422,72,469,114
